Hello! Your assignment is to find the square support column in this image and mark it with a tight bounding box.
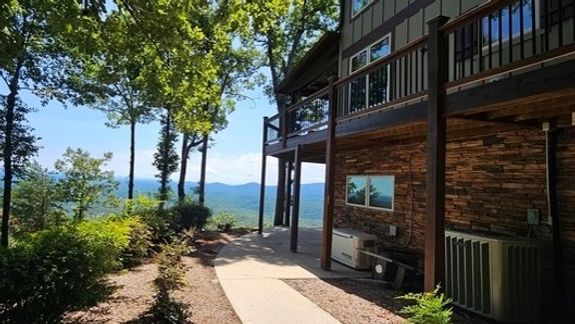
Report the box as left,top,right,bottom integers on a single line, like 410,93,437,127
425,15,449,292
290,145,303,253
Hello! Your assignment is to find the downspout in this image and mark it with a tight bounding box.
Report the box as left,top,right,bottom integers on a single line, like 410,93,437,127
544,121,565,304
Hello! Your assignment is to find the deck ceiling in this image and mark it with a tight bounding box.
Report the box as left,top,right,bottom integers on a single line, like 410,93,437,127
268,88,575,163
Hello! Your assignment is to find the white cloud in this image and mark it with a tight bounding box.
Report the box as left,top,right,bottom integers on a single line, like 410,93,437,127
40,147,325,186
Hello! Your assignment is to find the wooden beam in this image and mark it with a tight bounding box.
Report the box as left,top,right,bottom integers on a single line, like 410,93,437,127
424,15,449,292
284,161,293,226
446,59,575,115
258,117,268,235
290,145,302,253
274,159,286,226
321,78,337,270
546,126,565,302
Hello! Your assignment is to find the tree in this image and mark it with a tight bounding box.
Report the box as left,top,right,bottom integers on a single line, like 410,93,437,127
54,148,118,221
68,11,155,200
12,162,64,233
0,0,100,246
248,0,339,225
153,110,179,207
0,98,39,178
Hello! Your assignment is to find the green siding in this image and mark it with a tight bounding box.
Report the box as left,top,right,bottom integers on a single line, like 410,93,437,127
342,0,492,77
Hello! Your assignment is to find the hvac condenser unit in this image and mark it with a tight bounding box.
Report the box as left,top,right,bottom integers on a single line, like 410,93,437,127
331,228,376,270
445,230,540,323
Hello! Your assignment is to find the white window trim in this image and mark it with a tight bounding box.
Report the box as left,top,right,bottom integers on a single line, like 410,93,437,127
349,34,392,111
346,175,395,212
351,0,374,19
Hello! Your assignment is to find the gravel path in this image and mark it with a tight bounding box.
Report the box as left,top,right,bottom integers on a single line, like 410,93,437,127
63,231,244,324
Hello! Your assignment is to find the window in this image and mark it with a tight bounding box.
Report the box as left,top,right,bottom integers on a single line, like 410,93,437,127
346,175,394,211
481,0,537,45
352,0,372,17
349,35,391,112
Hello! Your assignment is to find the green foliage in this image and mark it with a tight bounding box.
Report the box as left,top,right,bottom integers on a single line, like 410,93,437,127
146,239,191,323
154,112,179,205
0,225,119,322
0,99,40,177
54,147,119,220
171,199,212,231
208,212,237,231
398,286,453,324
126,195,177,245
11,162,66,234
0,215,151,321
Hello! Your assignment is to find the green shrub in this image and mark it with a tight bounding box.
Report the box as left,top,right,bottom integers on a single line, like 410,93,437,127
146,238,191,323
398,285,453,324
0,224,125,322
209,212,237,231
121,217,153,268
171,199,211,231
126,196,177,245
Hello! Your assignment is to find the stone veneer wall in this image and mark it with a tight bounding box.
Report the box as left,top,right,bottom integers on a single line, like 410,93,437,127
333,127,575,299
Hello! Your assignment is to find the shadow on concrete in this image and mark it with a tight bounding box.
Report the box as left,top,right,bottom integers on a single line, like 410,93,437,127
215,227,369,280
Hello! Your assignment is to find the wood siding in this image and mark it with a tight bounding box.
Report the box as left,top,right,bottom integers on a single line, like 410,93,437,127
333,127,575,300
341,0,487,74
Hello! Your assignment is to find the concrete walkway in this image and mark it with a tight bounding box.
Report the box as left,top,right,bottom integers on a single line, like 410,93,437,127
214,227,369,324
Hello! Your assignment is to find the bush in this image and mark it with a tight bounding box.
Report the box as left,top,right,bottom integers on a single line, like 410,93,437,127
398,285,453,324
208,213,237,231
145,238,191,323
126,196,177,245
171,199,211,231
0,224,127,322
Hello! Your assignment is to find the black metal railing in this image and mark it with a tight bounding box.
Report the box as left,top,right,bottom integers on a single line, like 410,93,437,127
334,36,429,121
444,0,575,86
263,0,574,148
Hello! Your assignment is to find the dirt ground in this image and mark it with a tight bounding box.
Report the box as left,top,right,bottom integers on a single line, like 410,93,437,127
63,231,244,324
63,230,490,324
284,278,492,324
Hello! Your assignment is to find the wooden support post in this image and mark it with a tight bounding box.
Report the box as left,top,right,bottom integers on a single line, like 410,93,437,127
274,159,286,226
258,117,268,235
546,125,565,301
321,78,338,270
424,15,449,292
290,145,302,253
284,161,293,226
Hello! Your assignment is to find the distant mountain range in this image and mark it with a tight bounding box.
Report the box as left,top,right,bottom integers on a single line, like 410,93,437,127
116,178,325,228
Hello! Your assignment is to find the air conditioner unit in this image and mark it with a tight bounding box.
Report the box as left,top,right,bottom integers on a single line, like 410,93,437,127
331,228,376,270
445,230,540,323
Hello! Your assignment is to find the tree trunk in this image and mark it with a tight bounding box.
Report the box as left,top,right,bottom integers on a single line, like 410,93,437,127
178,133,190,201
128,120,136,200
1,61,23,247
274,159,286,226
198,135,208,207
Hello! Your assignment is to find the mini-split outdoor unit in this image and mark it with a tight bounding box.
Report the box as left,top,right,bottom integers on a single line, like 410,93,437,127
445,230,540,323
331,228,376,270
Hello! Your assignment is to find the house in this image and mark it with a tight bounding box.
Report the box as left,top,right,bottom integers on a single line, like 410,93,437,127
258,0,575,321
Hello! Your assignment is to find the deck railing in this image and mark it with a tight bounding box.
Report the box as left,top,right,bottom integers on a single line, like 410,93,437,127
263,0,575,147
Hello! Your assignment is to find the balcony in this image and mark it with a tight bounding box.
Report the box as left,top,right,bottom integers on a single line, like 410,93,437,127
263,0,575,159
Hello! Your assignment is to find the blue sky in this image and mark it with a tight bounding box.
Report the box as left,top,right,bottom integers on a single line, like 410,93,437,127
20,84,325,185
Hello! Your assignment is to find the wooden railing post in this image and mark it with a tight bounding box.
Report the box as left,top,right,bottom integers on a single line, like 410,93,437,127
424,15,450,292
321,77,338,270
290,145,302,253
281,108,289,149
258,117,269,235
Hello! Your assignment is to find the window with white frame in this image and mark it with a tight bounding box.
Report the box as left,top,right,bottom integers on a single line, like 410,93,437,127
349,35,391,112
352,0,373,17
346,175,394,210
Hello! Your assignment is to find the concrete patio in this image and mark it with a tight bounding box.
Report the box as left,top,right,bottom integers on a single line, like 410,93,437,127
214,227,370,324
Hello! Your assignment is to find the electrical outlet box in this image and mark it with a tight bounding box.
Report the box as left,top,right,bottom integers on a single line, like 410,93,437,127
389,224,397,237
527,209,540,225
